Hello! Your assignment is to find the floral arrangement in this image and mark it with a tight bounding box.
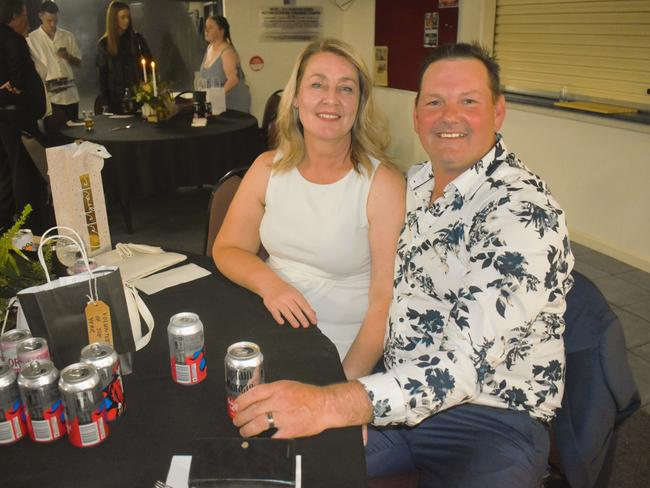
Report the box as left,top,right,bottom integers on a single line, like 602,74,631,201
0,205,52,324
133,80,175,122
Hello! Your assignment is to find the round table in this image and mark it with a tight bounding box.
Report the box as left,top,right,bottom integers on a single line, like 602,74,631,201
60,110,261,232
3,255,366,488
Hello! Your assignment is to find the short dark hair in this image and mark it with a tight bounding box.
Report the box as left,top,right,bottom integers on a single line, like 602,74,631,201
0,0,24,24
416,42,501,102
39,1,59,14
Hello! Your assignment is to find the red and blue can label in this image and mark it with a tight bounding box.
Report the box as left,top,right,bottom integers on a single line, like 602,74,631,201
103,365,126,421
26,399,65,442
170,346,207,385
66,404,108,447
0,398,27,444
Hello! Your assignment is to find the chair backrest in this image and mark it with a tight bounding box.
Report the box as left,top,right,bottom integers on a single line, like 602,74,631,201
260,89,283,151
20,132,49,183
205,167,248,256
552,271,640,488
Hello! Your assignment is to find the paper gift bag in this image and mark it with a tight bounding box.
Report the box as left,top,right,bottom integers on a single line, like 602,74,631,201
16,228,135,369
206,86,226,116
47,141,112,256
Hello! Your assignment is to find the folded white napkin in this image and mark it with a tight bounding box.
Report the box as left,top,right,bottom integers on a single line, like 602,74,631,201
65,120,85,127
191,117,208,127
94,243,187,283
166,455,191,488
132,263,211,295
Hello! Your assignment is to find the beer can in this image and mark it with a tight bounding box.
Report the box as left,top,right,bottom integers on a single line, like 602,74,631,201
80,342,125,420
167,312,207,385
59,363,109,447
17,360,65,442
16,337,50,370
0,361,27,444
1,330,32,372
225,341,264,419
11,228,34,251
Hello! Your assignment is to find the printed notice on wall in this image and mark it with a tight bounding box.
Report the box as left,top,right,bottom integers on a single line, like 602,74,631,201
424,12,439,48
259,7,322,41
374,46,388,86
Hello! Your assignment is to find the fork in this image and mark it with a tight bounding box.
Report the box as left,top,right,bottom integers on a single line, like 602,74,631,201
153,481,173,488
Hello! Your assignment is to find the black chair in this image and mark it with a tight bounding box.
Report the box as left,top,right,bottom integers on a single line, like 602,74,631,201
204,167,249,256
204,166,268,261
548,271,640,488
260,89,283,151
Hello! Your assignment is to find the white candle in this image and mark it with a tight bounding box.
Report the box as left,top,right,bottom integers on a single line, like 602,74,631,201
151,61,157,96
141,58,147,83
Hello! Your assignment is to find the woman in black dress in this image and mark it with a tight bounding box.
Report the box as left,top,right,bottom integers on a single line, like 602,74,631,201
96,1,152,113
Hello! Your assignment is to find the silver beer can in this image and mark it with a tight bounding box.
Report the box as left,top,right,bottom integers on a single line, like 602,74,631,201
11,228,34,251
167,312,207,385
16,337,50,370
0,330,32,372
59,363,109,447
0,361,27,444
80,342,125,420
225,341,264,419
17,359,65,442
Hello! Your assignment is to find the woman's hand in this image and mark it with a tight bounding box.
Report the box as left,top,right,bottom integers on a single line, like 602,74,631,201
262,281,317,328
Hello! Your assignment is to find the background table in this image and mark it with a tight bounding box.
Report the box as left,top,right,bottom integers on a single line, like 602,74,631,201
3,256,366,488
60,110,261,233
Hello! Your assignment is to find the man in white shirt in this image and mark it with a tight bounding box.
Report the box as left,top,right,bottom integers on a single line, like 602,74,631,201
27,1,80,125
231,43,574,488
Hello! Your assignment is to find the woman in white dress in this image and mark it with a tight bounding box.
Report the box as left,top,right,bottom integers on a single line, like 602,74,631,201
213,39,405,379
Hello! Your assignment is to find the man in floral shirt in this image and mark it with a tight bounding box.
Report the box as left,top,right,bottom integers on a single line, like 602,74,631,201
233,43,574,487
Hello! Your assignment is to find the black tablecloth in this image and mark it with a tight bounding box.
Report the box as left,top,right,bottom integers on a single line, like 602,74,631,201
59,110,261,232
3,256,366,488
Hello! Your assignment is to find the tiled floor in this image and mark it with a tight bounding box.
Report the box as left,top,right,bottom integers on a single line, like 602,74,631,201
572,242,650,414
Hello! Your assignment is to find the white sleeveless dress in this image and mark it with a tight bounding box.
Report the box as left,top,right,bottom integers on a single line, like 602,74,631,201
259,157,380,359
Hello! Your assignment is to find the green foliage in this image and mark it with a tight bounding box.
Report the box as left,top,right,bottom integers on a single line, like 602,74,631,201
0,205,53,321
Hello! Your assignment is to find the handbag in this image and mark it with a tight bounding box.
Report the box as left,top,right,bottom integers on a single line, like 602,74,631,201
15,227,151,370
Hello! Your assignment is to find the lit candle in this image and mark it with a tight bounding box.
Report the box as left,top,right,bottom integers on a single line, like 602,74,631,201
141,57,147,83
151,61,157,97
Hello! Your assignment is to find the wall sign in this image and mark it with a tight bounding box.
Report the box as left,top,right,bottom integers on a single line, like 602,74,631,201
259,7,322,42
249,55,265,72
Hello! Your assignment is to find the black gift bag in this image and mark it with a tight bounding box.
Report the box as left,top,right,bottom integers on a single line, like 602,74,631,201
17,267,135,369
16,227,136,369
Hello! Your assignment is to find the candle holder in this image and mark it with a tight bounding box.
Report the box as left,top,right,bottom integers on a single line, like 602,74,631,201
133,80,176,123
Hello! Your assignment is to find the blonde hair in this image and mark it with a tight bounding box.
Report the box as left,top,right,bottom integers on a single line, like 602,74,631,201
274,38,390,175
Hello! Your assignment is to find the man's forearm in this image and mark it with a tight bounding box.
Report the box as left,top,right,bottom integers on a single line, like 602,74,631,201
322,380,374,429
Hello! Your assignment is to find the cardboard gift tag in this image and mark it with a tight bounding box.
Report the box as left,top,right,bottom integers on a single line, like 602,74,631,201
85,300,114,345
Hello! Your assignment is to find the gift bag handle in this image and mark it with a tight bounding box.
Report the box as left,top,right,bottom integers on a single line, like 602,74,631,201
37,226,99,303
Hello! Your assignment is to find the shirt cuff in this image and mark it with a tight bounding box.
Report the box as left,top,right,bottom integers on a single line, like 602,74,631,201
358,371,407,426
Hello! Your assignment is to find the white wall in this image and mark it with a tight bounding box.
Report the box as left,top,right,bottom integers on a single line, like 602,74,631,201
224,0,347,122
223,0,650,271
502,106,650,272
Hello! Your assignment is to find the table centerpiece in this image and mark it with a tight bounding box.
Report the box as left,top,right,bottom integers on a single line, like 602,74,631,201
134,59,177,123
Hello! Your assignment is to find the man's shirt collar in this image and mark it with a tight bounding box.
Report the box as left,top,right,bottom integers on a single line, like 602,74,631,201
408,134,510,204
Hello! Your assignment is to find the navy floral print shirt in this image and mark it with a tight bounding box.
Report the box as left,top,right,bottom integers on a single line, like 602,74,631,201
359,135,574,425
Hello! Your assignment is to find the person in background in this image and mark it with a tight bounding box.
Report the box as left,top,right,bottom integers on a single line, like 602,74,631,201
27,0,81,128
232,43,574,488
0,0,49,233
213,38,405,380
96,0,152,114
199,15,250,113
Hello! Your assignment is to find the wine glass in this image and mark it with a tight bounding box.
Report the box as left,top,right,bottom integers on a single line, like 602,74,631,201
55,241,82,269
